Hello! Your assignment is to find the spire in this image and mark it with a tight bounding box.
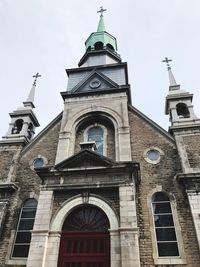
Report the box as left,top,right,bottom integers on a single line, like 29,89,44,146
97,6,106,32
23,72,41,108
162,57,178,88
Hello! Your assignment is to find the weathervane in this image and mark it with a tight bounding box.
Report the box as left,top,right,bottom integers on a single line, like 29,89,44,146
162,57,172,70
97,6,107,16
32,72,41,86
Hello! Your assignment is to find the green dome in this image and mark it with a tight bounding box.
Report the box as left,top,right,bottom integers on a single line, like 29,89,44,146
85,15,117,51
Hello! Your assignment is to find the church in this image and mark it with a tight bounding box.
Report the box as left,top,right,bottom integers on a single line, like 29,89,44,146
0,8,200,267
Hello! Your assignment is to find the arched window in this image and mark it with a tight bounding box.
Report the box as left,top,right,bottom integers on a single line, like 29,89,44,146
27,123,34,139
176,103,190,118
12,198,37,258
152,192,179,257
87,126,104,155
12,119,23,134
94,42,103,50
106,44,114,51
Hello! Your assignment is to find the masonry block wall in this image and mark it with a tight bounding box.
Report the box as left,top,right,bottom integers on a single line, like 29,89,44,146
128,109,200,267
0,119,61,267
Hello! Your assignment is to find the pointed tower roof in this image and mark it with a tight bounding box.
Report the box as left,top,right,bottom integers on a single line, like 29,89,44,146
97,13,106,32
23,73,41,108
79,7,121,67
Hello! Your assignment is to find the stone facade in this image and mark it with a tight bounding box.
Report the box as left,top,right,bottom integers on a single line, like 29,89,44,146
0,13,200,267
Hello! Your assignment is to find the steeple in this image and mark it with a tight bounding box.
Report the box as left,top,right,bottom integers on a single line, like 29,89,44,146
0,73,40,145
163,58,200,132
78,7,121,67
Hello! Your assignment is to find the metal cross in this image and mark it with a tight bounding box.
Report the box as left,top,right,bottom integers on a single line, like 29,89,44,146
97,6,107,16
162,57,172,68
32,72,41,86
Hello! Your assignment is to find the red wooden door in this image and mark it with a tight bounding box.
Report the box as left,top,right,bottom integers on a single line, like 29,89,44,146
58,232,110,267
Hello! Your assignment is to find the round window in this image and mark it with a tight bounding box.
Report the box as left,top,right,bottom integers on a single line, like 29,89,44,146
33,158,44,168
144,148,163,164
89,79,101,89
147,150,160,161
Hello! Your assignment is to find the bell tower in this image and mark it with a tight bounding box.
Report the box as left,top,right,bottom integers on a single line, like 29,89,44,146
0,73,40,146
164,58,200,249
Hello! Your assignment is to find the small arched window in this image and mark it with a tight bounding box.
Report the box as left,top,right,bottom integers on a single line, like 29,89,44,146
27,123,34,139
12,119,23,134
94,42,103,50
176,103,190,118
106,44,114,51
152,192,179,257
12,198,37,258
87,126,104,155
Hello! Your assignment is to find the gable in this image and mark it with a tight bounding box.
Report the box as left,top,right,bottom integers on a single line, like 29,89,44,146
71,69,119,93
55,149,115,170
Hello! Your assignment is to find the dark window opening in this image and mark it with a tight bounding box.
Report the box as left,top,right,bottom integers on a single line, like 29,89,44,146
12,119,23,134
12,198,37,258
176,103,190,118
94,42,103,50
106,44,114,51
152,192,179,257
27,123,34,139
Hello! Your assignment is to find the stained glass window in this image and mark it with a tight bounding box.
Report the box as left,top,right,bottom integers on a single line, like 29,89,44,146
12,198,37,258
87,127,104,155
62,205,110,231
152,192,179,257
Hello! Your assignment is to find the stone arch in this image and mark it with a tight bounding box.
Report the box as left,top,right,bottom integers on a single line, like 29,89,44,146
50,195,119,232
63,107,122,159
63,106,123,133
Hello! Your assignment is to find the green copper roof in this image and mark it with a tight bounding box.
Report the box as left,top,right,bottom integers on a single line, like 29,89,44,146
97,15,105,32
85,15,117,52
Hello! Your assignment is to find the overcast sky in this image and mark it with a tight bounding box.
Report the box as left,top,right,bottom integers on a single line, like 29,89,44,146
1,0,200,138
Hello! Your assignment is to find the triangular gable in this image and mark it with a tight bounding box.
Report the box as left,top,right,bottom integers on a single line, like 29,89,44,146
71,69,119,93
55,149,116,170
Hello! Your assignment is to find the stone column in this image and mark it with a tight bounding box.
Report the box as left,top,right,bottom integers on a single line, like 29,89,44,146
109,229,121,267
187,192,200,250
27,190,53,267
44,231,61,267
119,185,140,267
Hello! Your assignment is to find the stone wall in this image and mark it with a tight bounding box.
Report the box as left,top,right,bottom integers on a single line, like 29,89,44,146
128,108,200,267
0,119,61,267
183,134,200,168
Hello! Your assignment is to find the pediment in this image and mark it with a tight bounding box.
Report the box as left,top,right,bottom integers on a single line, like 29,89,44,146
71,70,119,93
55,149,115,170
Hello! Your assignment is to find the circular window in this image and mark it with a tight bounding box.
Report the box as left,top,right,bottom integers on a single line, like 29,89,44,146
89,79,101,89
147,150,160,161
33,158,44,168
144,148,163,164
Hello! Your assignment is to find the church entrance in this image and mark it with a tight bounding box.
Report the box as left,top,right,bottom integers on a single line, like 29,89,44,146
57,205,110,267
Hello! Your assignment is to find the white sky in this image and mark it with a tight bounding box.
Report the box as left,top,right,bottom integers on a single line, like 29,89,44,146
1,0,200,138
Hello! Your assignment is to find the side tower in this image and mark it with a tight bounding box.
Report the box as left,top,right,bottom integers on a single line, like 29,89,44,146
0,74,40,235
165,58,200,249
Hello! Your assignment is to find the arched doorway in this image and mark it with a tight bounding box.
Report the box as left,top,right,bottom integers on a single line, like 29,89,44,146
57,205,110,267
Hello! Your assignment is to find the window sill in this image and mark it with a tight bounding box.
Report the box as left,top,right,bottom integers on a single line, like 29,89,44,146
154,257,187,265
6,258,27,265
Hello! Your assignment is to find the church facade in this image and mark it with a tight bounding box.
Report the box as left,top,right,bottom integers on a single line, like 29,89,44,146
0,11,200,267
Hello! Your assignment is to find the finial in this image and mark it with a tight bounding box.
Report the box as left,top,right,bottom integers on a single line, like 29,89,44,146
32,72,41,86
162,57,177,87
24,72,42,108
97,6,107,17
162,57,172,70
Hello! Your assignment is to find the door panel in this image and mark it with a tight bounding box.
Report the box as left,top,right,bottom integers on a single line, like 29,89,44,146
58,232,110,267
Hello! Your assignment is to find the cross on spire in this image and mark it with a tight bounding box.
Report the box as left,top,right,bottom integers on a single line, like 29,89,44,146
32,72,41,86
162,57,172,69
97,6,107,16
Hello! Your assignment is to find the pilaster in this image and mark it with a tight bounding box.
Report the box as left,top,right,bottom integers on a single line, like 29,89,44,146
27,190,54,267
119,185,140,267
